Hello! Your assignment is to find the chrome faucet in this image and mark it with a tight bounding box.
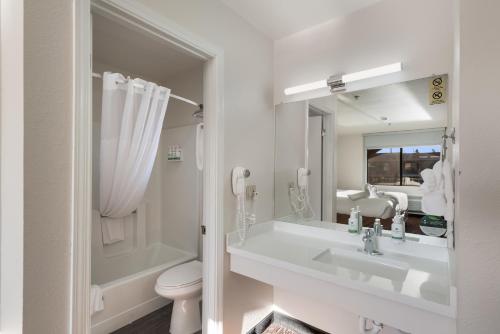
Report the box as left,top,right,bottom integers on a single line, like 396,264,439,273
362,228,383,255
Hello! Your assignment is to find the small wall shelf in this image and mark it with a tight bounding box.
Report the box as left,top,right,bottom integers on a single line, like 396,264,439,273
167,145,183,161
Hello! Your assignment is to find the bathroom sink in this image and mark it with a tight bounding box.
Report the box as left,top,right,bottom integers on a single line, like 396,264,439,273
313,247,410,281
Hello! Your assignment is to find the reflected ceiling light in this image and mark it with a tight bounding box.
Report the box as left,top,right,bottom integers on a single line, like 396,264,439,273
283,62,402,95
283,79,327,96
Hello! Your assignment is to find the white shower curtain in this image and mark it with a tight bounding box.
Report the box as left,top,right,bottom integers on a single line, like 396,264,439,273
99,72,170,243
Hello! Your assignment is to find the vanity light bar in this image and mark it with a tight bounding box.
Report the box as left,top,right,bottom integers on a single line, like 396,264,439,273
283,62,402,96
341,62,402,83
283,79,328,96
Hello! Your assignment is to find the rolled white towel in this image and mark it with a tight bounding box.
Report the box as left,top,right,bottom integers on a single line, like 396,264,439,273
90,285,104,316
420,168,437,193
367,184,379,199
421,191,446,217
419,159,454,222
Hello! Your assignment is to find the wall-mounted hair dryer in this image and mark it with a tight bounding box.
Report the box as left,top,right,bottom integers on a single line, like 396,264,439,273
232,167,255,243
288,168,315,221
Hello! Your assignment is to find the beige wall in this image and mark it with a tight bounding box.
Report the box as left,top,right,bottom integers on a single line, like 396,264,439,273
162,66,203,129
24,0,73,332
336,134,364,190
1,0,24,332
274,101,307,219
455,0,500,333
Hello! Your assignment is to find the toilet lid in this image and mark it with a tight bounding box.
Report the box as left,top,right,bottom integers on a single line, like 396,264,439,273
157,260,202,288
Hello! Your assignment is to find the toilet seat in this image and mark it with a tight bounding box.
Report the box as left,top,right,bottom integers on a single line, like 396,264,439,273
157,260,202,289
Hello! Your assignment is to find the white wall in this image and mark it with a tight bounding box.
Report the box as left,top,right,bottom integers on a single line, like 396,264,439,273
1,1,24,332
274,0,454,104
455,0,500,333
336,134,364,190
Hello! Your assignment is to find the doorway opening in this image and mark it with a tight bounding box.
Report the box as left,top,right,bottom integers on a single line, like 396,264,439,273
73,2,224,333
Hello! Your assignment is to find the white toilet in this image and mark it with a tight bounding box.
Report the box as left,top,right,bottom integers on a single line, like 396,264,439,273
155,260,203,334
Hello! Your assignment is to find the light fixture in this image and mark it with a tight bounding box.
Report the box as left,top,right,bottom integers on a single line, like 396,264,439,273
283,79,327,96
283,62,402,95
341,62,402,83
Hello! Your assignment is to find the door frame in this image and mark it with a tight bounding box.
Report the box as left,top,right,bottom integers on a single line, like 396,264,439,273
72,1,225,333
0,0,24,332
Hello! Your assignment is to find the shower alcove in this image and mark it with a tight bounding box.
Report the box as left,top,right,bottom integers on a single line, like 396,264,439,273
90,12,205,333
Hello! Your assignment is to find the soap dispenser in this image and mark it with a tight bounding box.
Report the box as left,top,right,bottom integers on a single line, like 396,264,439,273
391,209,406,241
374,218,383,236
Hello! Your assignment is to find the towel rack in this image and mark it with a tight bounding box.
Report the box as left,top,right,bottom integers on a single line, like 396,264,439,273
441,127,456,161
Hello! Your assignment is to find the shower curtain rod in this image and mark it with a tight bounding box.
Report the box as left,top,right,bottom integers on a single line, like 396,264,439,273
92,72,201,107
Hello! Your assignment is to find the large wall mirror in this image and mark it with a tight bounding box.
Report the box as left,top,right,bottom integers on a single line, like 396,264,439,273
274,75,451,238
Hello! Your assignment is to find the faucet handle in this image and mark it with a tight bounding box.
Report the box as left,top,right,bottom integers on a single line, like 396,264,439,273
362,228,374,241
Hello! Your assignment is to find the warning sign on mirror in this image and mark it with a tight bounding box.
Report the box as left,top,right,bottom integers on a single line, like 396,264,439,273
429,76,446,105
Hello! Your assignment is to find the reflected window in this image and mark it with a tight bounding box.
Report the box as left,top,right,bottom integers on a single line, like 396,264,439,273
367,145,441,186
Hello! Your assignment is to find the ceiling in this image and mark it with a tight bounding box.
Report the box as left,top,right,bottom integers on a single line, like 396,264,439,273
310,76,448,135
92,14,203,83
220,0,380,39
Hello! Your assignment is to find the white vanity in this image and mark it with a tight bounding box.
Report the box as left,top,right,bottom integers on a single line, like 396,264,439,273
229,74,456,333
227,221,456,334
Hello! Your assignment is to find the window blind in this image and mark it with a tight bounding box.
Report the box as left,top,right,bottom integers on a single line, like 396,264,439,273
363,128,445,149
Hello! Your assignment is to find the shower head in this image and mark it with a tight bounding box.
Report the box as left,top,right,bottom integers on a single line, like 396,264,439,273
192,104,204,122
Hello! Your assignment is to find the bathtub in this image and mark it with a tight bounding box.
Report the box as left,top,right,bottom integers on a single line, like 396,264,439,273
91,243,197,334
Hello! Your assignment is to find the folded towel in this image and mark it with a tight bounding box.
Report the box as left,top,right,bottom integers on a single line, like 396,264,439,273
101,216,125,245
90,285,104,316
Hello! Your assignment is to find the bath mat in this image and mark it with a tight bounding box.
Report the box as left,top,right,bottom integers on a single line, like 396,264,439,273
262,323,299,334
247,312,329,334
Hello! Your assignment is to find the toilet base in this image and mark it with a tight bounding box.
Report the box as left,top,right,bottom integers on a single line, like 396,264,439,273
170,297,201,334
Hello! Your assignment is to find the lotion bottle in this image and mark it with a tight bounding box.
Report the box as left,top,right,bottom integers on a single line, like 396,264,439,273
348,208,358,233
391,209,405,241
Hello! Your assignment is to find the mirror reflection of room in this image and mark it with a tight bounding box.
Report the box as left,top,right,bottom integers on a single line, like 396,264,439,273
275,75,453,238
327,75,450,237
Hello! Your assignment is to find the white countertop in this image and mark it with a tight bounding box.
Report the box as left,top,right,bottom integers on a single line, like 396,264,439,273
227,220,456,319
